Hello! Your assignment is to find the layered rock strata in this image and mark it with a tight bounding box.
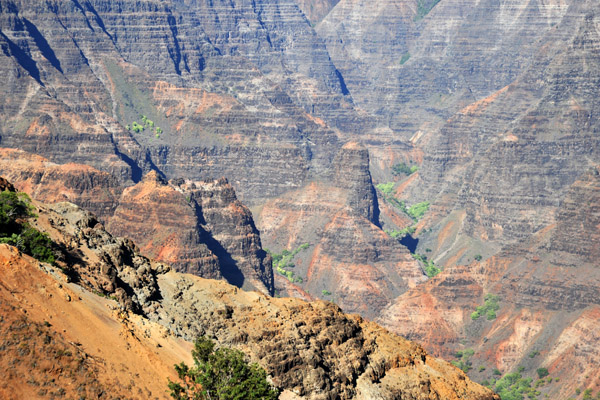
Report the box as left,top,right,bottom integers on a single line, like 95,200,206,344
0,189,499,399
108,171,274,295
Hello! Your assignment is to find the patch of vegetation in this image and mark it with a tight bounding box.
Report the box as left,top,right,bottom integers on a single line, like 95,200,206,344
528,350,539,358
376,182,430,225
386,226,416,239
392,162,418,176
168,336,279,400
414,0,441,22
322,290,332,296
474,254,482,261
407,201,430,220
471,293,500,321
399,53,411,65
451,348,474,373
127,114,163,137
0,191,54,264
266,243,310,283
536,368,549,379
492,372,540,400
376,182,395,196
413,253,441,277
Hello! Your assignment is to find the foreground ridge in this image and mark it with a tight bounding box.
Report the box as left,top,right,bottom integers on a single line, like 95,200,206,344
0,182,498,399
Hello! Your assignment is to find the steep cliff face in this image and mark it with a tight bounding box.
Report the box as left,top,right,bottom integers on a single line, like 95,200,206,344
0,184,499,400
378,166,600,398
108,171,274,295
0,148,122,221
258,143,425,317
0,0,356,206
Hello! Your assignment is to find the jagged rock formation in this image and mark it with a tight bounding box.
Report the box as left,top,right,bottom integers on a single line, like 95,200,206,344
107,171,274,295
0,188,499,399
258,143,425,318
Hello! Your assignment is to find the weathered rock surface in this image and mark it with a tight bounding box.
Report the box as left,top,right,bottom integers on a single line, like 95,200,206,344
257,142,425,317
0,184,498,400
378,166,600,398
0,148,122,221
294,0,339,24
107,171,274,295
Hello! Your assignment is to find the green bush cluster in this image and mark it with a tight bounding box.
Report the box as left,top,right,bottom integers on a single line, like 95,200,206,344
376,182,395,196
451,348,474,373
168,336,279,400
127,114,163,137
386,226,416,239
471,293,500,321
492,372,539,400
0,191,54,264
392,162,418,176
267,243,310,283
413,253,441,277
407,201,430,220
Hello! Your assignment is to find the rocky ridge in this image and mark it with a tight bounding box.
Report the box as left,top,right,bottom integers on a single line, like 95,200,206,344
0,182,499,400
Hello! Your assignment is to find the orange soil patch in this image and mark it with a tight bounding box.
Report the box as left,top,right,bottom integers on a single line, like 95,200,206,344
0,245,193,399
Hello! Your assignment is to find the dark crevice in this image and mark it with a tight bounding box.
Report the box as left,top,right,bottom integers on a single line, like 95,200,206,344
166,14,186,74
115,151,143,183
75,0,116,45
197,223,246,290
400,234,419,254
335,69,350,96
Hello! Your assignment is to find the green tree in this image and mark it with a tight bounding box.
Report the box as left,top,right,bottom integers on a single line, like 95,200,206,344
168,337,279,400
0,190,54,264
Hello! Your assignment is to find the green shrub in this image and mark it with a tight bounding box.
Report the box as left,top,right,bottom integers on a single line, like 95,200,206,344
528,350,539,358
413,253,441,277
168,336,279,400
0,191,54,264
376,182,395,196
451,349,474,373
536,368,549,379
407,201,430,220
391,162,417,176
267,244,310,283
471,294,500,321
474,254,482,261
322,290,332,296
493,371,538,400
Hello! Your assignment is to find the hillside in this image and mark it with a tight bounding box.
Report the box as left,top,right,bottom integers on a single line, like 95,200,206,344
0,183,498,399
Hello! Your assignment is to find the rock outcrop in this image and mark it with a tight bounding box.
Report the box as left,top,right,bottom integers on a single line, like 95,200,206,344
108,171,274,295
0,187,499,399
0,148,122,221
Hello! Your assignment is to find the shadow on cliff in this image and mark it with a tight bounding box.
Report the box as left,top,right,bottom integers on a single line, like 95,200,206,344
400,234,419,254
198,226,246,290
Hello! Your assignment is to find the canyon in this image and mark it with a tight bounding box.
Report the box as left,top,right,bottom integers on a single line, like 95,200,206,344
0,0,599,398
0,183,497,399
